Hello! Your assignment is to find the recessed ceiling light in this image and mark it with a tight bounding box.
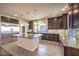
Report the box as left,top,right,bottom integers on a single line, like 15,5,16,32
36,17,40,19
14,14,18,17
68,11,71,15
34,22,37,24
21,24,24,26
74,9,78,13
27,23,29,25
62,8,66,11
62,5,68,12
64,5,68,9
53,14,56,17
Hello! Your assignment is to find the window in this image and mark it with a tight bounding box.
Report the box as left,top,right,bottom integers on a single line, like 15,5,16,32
11,26,20,34
38,22,46,33
1,26,11,34
1,25,20,34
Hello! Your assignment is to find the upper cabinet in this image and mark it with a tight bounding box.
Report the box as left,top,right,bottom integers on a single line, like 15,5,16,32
10,18,19,24
48,14,67,29
28,21,33,29
1,16,19,24
69,3,79,28
62,14,68,29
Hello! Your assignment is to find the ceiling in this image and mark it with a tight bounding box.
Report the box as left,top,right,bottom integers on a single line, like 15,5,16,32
0,3,68,21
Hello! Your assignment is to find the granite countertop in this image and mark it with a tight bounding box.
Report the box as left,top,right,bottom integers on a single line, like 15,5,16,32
25,34,42,39
60,36,79,49
1,32,19,34
17,34,42,39
27,32,59,34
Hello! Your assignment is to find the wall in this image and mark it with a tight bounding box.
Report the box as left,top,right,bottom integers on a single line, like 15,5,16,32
0,14,28,37
47,29,68,37
32,18,68,37
19,20,28,37
33,19,47,32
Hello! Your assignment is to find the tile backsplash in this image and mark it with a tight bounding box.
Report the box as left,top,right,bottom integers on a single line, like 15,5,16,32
47,29,68,37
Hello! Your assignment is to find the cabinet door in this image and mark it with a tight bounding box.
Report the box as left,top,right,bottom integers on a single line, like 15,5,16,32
62,14,67,29
48,18,54,29
69,4,79,28
28,21,33,29
10,18,19,24
1,16,19,24
48,17,63,29
1,16,9,23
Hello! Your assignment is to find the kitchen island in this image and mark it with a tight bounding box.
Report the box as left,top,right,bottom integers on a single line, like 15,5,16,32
17,34,42,52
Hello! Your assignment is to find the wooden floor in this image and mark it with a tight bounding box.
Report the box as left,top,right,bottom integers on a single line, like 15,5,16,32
1,35,17,45
0,47,12,56
0,35,64,56
1,40,64,56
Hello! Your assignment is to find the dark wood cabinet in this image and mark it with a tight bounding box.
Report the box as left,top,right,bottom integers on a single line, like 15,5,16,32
10,18,19,24
48,14,67,29
1,16,19,24
64,46,79,56
28,21,33,29
48,17,62,29
69,3,79,28
48,18,54,29
41,34,59,42
62,14,67,29
1,16,10,23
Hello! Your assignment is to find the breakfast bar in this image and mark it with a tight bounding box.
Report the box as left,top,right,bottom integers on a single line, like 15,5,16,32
17,34,42,52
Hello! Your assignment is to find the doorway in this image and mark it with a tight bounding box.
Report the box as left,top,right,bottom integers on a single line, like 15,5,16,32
22,26,25,37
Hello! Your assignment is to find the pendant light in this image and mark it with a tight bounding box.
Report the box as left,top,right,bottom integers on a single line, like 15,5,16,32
26,12,30,20
34,9,37,19
34,9,38,33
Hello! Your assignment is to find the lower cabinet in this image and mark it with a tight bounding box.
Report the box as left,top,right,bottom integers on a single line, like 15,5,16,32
64,46,79,56
41,34,59,42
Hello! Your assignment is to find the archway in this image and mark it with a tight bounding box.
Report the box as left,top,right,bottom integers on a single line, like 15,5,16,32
38,22,46,33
